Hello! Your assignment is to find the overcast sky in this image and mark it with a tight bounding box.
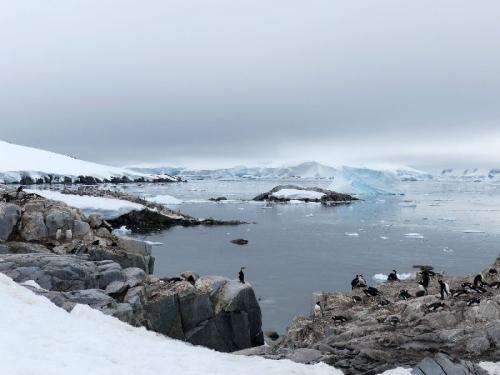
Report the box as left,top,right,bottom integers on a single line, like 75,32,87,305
1,1,500,169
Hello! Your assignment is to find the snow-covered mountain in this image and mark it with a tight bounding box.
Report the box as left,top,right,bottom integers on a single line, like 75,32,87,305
439,168,500,181
0,140,178,184
128,161,337,180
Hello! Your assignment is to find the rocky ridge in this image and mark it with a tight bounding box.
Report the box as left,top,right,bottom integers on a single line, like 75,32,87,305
0,185,263,352
253,185,356,205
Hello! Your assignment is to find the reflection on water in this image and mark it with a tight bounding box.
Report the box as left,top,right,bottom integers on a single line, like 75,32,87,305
126,180,500,332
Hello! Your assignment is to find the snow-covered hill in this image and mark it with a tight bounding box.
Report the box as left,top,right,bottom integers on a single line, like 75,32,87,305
439,168,500,182
0,273,339,375
0,140,178,184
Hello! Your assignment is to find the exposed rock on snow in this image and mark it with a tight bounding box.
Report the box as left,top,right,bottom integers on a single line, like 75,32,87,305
253,185,355,205
0,140,180,184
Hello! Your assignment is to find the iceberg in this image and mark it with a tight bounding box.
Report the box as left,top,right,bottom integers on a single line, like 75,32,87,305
329,167,403,196
146,194,183,205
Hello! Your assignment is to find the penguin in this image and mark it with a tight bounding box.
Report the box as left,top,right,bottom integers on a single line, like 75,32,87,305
462,282,474,290
238,267,246,283
352,295,362,303
332,315,349,323
471,285,488,294
15,185,23,199
91,239,100,246
363,286,379,297
377,299,391,307
387,270,399,282
358,275,367,287
489,268,498,275
474,274,489,287
386,316,400,326
55,229,62,241
351,275,360,289
65,229,73,240
451,289,469,297
427,302,445,312
162,277,182,283
399,289,412,300
420,270,430,290
466,297,481,306
438,279,450,300
314,301,322,318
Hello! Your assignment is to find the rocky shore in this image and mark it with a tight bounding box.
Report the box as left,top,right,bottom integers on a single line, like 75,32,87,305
60,186,248,232
0,185,263,352
243,259,500,374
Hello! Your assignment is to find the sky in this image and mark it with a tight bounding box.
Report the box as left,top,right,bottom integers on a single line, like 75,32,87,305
1,0,500,169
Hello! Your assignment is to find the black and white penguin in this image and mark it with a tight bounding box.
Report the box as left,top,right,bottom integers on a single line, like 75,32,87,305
239,267,246,283
420,270,430,290
489,268,498,275
474,274,489,287
351,274,367,289
451,289,469,297
332,315,349,323
386,316,400,326
314,301,322,318
358,275,367,287
377,298,391,307
387,270,399,282
466,297,481,306
363,286,380,297
352,295,363,303
472,285,488,294
399,289,412,300
438,279,450,300
351,275,360,290
15,185,23,198
427,302,446,311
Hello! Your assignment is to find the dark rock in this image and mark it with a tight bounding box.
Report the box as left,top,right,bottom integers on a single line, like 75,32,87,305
209,197,228,202
253,185,355,205
231,238,249,245
0,203,21,240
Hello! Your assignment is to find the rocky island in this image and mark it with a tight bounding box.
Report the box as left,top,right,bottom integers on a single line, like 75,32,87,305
253,185,356,205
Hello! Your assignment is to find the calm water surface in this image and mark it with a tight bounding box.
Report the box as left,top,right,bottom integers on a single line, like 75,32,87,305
123,180,500,332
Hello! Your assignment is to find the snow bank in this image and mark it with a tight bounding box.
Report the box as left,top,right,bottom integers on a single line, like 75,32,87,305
146,194,183,205
0,140,150,183
329,167,403,196
271,189,325,200
0,273,339,375
27,189,144,219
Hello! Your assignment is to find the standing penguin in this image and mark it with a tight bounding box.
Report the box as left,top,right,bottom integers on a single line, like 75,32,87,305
473,274,489,287
314,301,322,318
15,185,23,199
438,279,450,300
387,270,399,281
420,270,430,290
238,267,246,283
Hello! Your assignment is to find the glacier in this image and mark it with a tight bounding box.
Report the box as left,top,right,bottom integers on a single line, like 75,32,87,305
328,167,404,196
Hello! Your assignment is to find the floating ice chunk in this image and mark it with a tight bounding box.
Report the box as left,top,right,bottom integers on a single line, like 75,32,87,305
345,232,359,237
373,273,414,282
144,241,163,246
380,236,389,240
146,195,183,205
461,229,485,234
404,233,425,239
443,247,454,253
440,217,457,222
305,213,314,217
399,201,417,207
112,226,132,236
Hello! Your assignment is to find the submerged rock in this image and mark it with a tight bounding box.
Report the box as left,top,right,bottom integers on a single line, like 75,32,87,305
231,238,249,245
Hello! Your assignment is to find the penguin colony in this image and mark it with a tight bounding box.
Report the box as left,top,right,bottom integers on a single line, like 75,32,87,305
318,266,500,325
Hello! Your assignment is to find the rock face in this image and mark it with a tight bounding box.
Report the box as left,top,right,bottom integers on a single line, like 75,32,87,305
0,184,263,353
253,185,355,205
252,256,500,374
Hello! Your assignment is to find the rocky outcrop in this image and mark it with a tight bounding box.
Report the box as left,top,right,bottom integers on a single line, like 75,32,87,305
248,257,500,374
253,185,356,205
55,186,248,232
0,184,263,353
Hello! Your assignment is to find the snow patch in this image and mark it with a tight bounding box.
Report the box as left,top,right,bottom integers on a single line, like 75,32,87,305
21,280,44,290
27,189,144,219
271,189,325,200
0,273,339,375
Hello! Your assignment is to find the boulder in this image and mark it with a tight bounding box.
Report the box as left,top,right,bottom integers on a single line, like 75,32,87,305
116,236,152,256
0,203,21,240
413,353,489,375
72,220,91,237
